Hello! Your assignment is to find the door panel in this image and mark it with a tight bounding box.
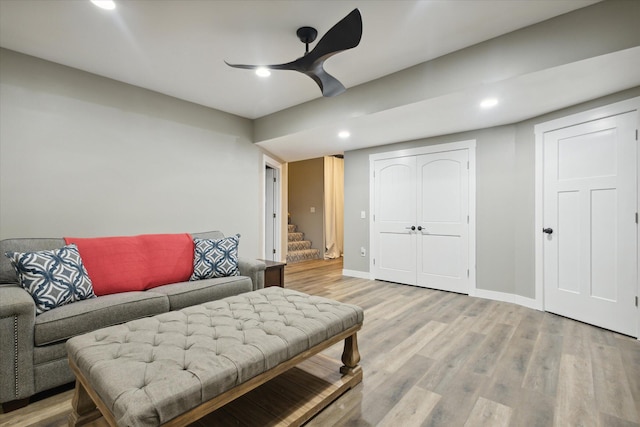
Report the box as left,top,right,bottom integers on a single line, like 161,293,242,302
416,151,469,293
543,112,637,336
557,190,580,294
379,232,415,271
421,159,462,223
373,157,416,285
590,188,617,302
420,234,461,278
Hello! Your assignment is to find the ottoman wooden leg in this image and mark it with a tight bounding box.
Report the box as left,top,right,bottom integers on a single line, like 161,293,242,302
340,332,362,376
68,380,101,427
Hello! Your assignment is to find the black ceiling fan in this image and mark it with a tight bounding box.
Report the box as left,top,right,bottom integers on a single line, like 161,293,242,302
225,8,362,97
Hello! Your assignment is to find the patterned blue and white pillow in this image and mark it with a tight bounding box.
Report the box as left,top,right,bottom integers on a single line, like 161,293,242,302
5,244,96,315
190,234,240,280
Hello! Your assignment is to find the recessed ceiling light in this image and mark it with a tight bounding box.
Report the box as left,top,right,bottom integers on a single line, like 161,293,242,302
338,131,350,139
90,0,116,10
480,98,498,108
255,67,271,77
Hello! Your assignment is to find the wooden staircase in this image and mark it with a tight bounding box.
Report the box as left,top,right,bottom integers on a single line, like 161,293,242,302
286,224,321,263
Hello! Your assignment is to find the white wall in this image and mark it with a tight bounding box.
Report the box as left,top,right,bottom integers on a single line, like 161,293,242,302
0,49,263,258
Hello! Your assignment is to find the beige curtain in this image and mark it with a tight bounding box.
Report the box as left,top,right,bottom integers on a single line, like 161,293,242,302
324,156,344,259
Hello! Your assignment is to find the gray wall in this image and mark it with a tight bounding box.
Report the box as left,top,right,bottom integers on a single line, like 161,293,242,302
0,49,263,258
288,158,324,254
344,87,640,299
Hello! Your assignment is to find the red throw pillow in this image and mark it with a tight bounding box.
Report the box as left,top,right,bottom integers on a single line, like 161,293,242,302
64,234,194,296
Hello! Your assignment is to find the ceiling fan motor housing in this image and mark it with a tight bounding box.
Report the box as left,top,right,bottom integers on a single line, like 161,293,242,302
297,26,318,53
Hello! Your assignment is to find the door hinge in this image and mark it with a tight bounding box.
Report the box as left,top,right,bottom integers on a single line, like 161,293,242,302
273,249,276,254
636,129,638,141
373,258,376,265
373,214,375,222
467,269,469,277
636,212,638,224
467,215,469,224
636,296,639,307
467,161,469,170
273,213,276,218
273,177,277,182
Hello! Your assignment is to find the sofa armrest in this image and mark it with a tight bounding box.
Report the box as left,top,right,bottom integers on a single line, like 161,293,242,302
238,258,266,291
0,285,36,403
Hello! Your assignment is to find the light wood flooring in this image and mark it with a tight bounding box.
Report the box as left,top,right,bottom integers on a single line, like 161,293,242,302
2,258,639,427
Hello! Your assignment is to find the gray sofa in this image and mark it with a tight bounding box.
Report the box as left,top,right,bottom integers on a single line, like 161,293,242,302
0,231,265,411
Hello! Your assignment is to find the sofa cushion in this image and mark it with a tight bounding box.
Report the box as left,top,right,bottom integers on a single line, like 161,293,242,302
5,244,96,314
0,238,66,284
151,276,253,311
190,234,240,280
191,231,225,240
34,291,169,346
65,234,194,296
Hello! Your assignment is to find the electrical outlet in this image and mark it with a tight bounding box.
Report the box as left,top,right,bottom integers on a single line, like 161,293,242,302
360,210,366,219
310,207,315,213
360,247,366,257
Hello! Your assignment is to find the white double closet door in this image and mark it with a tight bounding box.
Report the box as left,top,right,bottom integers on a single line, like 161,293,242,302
372,147,471,294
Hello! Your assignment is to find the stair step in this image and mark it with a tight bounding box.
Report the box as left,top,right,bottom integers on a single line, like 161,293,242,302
288,232,304,242
286,249,321,264
288,240,312,251
288,224,297,233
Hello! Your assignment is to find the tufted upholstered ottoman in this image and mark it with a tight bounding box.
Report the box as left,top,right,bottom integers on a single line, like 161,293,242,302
66,287,363,427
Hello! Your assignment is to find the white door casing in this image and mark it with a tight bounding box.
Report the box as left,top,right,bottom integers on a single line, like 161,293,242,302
535,97,640,338
370,140,476,293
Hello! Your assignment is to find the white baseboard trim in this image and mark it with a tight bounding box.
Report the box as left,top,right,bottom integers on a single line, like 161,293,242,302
471,288,514,303
343,272,545,312
514,295,543,311
471,288,543,311
342,269,372,280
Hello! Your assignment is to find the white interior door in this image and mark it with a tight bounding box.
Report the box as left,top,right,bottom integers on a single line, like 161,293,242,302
543,112,637,336
373,157,416,285
265,166,277,261
416,150,469,293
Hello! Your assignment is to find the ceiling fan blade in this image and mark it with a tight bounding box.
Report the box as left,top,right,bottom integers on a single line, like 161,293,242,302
293,8,361,95
306,66,346,97
224,60,299,71
224,8,361,97
307,8,362,62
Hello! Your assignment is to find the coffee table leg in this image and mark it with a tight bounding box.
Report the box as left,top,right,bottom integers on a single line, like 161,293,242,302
68,379,102,427
340,332,361,376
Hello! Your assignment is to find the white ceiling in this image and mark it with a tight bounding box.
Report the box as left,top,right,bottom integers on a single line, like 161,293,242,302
2,0,637,162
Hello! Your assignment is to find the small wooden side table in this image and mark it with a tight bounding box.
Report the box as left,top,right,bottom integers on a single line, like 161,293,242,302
259,259,287,288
